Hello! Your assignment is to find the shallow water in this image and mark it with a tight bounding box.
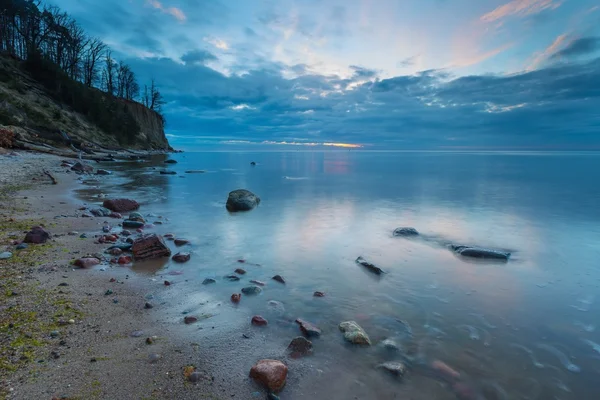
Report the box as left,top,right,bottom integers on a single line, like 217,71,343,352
76,151,600,399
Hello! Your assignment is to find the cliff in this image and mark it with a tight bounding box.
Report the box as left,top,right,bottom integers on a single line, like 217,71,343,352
0,54,170,152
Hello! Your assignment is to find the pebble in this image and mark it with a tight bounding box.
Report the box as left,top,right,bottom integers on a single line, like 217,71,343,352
130,330,144,337
202,278,216,285
79,233,88,239
241,286,262,295
58,282,69,287
105,289,113,295
164,281,171,286
313,291,326,297
225,274,240,281
251,316,268,326
231,293,241,303
188,371,203,383
148,353,161,363
184,316,198,324
144,302,154,309
146,337,154,345
296,318,322,337
102,225,111,233
50,330,60,338
272,275,285,284
172,252,191,263
235,268,246,275
0,252,13,260
287,336,313,358
377,362,407,377
16,243,28,250
68,231,78,236
250,280,265,286
174,238,189,246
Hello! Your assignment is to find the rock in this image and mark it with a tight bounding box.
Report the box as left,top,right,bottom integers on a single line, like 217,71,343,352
250,162,256,166
377,362,407,377
132,234,171,260
267,300,285,314
144,302,153,309
146,337,154,344
235,268,246,275
160,171,177,175
24,226,50,244
381,338,400,351
287,336,313,358
117,256,132,264
339,321,371,345
241,286,262,295
73,257,100,269
71,162,93,173
129,212,145,222
102,225,111,233
15,243,27,250
356,256,384,275
267,394,280,400
107,243,132,251
102,199,140,212
80,233,88,239
164,280,171,286
109,212,122,219
107,247,123,256
174,238,189,246
249,359,288,393
272,275,285,284
231,293,241,303
202,278,216,285
251,316,268,326
250,280,265,286
393,227,419,237
105,289,113,295
50,330,60,338
121,230,132,236
295,318,321,337
164,159,177,164
96,169,112,175
123,220,144,229
185,170,205,174
148,353,161,363
226,189,260,212
0,252,12,260
313,291,325,297
172,252,191,263
184,316,198,324
450,245,510,261
225,274,240,281
188,371,204,382
90,207,111,217
431,360,460,382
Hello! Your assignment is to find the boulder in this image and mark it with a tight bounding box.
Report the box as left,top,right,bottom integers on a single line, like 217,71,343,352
356,256,384,275
96,169,112,175
339,321,371,345
376,362,407,377
249,359,287,393
24,226,50,244
103,199,140,212
128,212,145,223
251,315,268,326
241,286,262,295
287,337,313,358
296,318,321,337
172,252,191,263
450,245,510,261
393,227,419,237
174,238,189,246
123,220,144,229
71,162,93,173
272,275,285,284
73,257,100,268
132,234,171,261
90,207,111,217
226,189,260,212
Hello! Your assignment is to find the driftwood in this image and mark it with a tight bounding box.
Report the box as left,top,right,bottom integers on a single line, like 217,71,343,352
43,169,58,184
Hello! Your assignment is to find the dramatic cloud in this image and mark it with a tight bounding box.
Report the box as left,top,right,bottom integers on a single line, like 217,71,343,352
181,49,218,65
550,37,600,59
146,0,187,22
481,0,563,23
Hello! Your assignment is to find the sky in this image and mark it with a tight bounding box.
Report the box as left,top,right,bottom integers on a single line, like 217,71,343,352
52,0,600,149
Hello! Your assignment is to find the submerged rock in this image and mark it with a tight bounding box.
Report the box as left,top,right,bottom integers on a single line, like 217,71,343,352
103,199,140,212
339,321,371,345
235,268,246,275
132,234,171,260
249,359,288,393
393,227,419,237
226,189,260,212
117,256,132,264
172,252,191,263
96,169,112,175
231,293,241,303
90,207,111,217
313,291,325,297
377,362,407,377
225,274,240,281
122,219,144,228
185,170,205,174
71,162,93,173
128,212,145,223
251,315,268,326
24,226,50,244
450,245,510,261
174,238,189,246
202,278,216,285
164,159,177,164
296,318,321,337
160,171,177,175
380,338,400,352
287,337,313,358
242,286,262,295
250,280,265,286
356,256,384,275
184,316,198,324
272,275,285,284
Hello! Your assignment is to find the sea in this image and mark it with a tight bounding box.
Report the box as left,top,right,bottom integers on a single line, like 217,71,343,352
75,150,600,399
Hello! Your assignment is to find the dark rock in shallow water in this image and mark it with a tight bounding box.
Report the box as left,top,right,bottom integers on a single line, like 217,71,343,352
251,315,268,326
288,336,313,358
393,227,419,237
96,169,112,175
450,245,510,261
202,278,216,285
235,268,246,275
160,170,177,175
185,170,205,174
90,207,111,217
128,212,145,223
71,162,93,173
250,162,256,166
377,362,407,377
184,316,198,324
24,226,50,244
241,285,262,295
164,159,177,164
103,199,140,212
339,321,371,345
272,275,285,284
123,220,144,229
250,280,265,286
226,189,260,212
296,318,321,337
249,359,287,393
313,291,325,297
174,238,189,246
225,274,240,281
172,252,191,263
107,243,132,251
356,256,384,275
132,234,171,260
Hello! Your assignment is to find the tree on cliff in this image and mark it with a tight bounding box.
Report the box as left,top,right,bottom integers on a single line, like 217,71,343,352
142,79,165,122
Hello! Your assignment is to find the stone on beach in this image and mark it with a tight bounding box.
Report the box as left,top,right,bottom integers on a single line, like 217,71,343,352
231,293,241,303
128,212,145,223
24,226,50,244
172,252,191,263
393,227,419,237
90,207,111,217
73,257,100,268
313,291,325,297
174,238,189,246
339,321,371,345
184,316,198,324
71,162,93,173
225,189,260,212
377,362,407,377
431,360,461,382
102,198,140,212
241,286,262,295
296,318,321,337
118,256,132,264
202,278,216,285
450,245,510,261
0,252,13,260
249,359,288,393
132,234,171,261
356,256,384,275
287,337,313,358
251,315,268,326
272,275,285,284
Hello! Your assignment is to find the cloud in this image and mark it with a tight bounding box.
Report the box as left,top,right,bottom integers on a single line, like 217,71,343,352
146,0,187,22
204,36,229,50
481,0,562,23
397,55,420,68
181,49,218,64
449,43,514,68
527,33,569,70
550,37,600,59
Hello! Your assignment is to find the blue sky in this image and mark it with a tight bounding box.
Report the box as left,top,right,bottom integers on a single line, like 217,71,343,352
53,0,600,149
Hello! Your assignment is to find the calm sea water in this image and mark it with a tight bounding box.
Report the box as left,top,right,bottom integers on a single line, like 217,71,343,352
76,151,600,399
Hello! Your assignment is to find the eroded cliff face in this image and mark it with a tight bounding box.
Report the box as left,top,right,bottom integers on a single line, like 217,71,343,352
123,100,171,150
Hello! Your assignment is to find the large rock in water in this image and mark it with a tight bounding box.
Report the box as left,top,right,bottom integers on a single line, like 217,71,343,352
339,321,371,345
249,359,288,393
103,199,140,212
226,189,260,212
393,227,419,237
450,245,510,261
71,162,93,173
24,226,50,244
132,234,171,260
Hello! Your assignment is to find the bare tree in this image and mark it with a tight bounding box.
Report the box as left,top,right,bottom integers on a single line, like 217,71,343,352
149,79,165,112
82,37,106,87
101,50,116,95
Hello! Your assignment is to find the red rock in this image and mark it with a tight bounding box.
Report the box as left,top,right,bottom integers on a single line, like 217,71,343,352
118,256,132,264
24,226,50,244
184,316,198,324
251,316,268,326
172,252,191,263
174,238,189,246
102,199,140,212
231,293,241,303
431,360,461,381
132,234,171,261
295,318,321,337
287,337,313,358
235,268,246,275
74,257,100,268
250,280,265,286
109,212,122,219
313,291,326,297
249,359,288,392
164,280,171,286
